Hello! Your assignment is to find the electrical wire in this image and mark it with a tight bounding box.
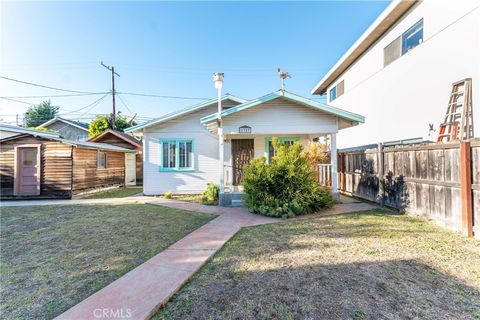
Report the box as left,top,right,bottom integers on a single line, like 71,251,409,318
0,97,36,105
59,93,110,115
1,92,109,99
0,75,103,94
118,92,210,100
116,93,134,116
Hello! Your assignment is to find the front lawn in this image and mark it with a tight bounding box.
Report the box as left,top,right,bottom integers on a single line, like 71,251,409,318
155,210,480,319
80,186,143,199
171,194,217,206
0,204,215,320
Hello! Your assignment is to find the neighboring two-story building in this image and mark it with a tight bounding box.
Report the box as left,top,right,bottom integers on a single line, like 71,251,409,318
311,0,480,148
38,117,90,141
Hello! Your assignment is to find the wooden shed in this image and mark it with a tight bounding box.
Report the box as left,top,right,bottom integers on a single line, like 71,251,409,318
0,133,135,199
88,129,143,185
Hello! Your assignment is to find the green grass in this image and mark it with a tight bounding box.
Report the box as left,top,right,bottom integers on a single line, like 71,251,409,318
0,204,215,320
81,186,143,199
155,209,480,319
170,194,217,206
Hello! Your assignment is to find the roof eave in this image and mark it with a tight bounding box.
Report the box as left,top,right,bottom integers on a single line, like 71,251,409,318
200,90,365,125
125,94,246,133
311,0,417,95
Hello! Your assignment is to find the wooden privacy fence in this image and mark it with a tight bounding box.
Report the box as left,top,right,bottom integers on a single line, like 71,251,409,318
322,139,479,238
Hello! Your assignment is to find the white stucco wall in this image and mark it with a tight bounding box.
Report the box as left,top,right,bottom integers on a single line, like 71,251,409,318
324,0,480,148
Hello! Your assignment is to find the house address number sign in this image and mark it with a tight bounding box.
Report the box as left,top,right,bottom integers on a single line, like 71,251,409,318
239,125,252,134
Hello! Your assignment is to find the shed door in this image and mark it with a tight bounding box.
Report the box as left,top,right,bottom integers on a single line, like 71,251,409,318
125,153,136,186
17,147,40,195
232,139,254,186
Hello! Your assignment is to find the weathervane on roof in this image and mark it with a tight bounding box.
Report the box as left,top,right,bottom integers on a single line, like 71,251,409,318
277,68,292,91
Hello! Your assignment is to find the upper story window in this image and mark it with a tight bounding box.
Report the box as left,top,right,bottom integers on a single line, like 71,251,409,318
329,80,344,102
329,87,337,102
384,18,424,66
402,19,423,54
160,139,194,171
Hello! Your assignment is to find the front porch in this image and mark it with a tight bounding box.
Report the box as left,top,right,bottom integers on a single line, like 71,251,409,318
219,133,338,206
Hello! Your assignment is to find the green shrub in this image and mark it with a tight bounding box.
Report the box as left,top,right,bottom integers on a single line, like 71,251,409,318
164,191,173,199
203,183,219,202
243,139,334,218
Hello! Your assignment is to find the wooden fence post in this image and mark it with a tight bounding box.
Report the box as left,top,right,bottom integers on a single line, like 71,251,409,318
460,141,473,237
378,143,384,206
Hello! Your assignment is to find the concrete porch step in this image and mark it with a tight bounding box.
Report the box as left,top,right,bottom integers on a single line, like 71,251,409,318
220,192,245,207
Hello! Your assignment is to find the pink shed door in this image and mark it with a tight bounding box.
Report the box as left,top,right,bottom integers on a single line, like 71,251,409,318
18,147,40,195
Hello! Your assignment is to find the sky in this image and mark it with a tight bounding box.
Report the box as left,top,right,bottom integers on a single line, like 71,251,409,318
0,1,390,126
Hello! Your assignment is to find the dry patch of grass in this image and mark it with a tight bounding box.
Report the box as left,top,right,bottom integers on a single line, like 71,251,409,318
155,209,480,320
0,204,215,320
81,186,143,199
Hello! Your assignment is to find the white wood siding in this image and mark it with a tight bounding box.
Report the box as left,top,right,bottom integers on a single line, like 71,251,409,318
143,100,240,195
222,98,338,135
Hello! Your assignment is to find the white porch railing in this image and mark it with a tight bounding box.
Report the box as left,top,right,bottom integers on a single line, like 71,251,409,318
317,164,332,187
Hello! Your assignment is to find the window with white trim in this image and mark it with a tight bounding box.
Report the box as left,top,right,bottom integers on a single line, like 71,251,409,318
160,140,193,171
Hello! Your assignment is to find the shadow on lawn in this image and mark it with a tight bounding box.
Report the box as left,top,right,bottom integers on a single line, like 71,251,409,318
157,258,480,320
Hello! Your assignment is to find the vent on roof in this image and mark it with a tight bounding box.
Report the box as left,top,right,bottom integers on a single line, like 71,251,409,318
384,36,402,66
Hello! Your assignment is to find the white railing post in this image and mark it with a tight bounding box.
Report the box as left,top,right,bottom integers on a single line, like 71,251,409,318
331,133,339,201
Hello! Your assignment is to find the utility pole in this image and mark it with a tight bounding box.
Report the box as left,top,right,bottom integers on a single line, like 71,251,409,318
101,61,120,129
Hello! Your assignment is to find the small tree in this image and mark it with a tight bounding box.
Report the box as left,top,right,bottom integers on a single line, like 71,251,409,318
25,100,59,128
89,114,133,137
243,139,334,218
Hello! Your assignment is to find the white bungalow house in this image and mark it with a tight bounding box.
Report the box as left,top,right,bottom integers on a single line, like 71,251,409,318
125,90,364,205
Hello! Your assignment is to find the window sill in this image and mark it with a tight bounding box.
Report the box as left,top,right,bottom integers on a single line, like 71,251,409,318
159,168,195,172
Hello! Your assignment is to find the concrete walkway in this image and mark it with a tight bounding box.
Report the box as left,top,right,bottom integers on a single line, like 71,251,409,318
3,195,376,320
55,199,280,320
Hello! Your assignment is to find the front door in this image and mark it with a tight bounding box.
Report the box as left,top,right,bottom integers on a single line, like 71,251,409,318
125,153,136,186
232,139,254,186
16,147,40,195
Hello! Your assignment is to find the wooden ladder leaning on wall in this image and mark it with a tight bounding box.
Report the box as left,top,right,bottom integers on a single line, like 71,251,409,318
437,78,474,142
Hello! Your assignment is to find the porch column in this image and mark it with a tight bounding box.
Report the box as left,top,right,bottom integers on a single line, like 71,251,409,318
330,133,339,201
218,128,225,205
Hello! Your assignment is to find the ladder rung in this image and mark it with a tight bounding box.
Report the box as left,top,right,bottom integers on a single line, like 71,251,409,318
451,91,464,95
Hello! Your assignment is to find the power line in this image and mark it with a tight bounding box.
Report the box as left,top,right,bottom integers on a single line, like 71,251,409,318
118,92,210,100
116,94,134,115
0,97,36,105
0,75,103,94
59,93,110,115
0,92,108,99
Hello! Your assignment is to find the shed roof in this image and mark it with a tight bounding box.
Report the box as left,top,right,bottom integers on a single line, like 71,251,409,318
200,90,364,125
88,129,142,149
0,123,60,139
0,133,134,152
125,94,247,133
